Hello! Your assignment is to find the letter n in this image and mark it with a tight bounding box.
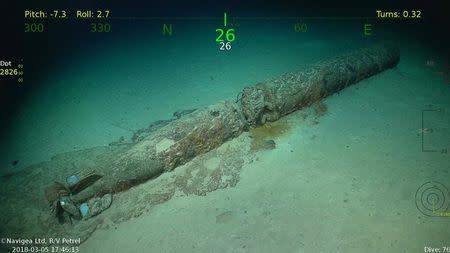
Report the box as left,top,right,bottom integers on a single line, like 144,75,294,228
162,24,172,36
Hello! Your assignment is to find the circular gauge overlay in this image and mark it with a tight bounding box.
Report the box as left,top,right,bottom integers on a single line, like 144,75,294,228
415,181,450,216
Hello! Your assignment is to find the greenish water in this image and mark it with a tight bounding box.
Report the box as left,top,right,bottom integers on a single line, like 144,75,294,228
1,4,449,252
